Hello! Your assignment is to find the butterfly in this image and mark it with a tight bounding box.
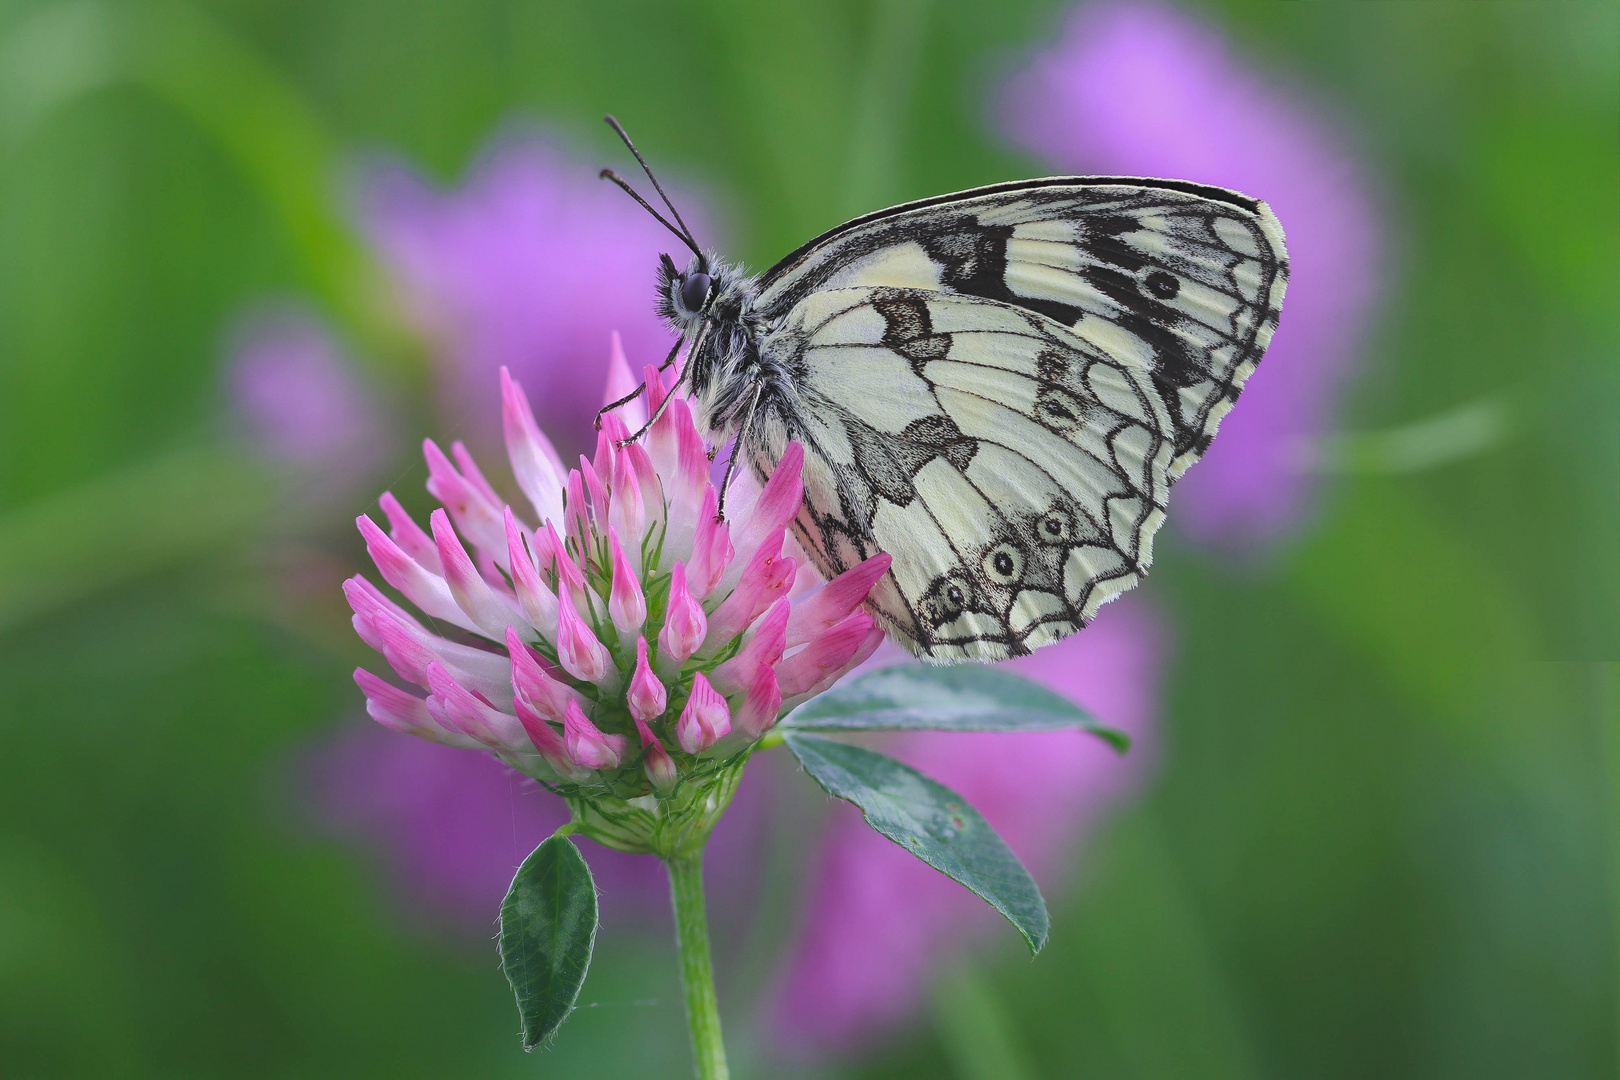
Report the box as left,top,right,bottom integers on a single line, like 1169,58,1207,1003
600,117,1288,663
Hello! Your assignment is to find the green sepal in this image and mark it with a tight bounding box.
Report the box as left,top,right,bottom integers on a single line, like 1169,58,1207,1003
498,832,599,1050
783,731,1050,954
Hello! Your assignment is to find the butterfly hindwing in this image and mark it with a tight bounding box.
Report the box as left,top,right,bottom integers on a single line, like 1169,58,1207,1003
755,177,1288,479
745,286,1174,662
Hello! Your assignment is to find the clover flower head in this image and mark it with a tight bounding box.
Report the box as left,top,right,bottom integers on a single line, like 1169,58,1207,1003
348,341,888,850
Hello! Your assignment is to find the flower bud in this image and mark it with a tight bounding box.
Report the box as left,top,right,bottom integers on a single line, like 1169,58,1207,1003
621,439,661,535
354,667,446,741
563,699,625,770
579,454,610,533
676,672,731,754
424,661,526,752
659,562,707,665
513,693,587,781
556,586,611,683
536,521,586,605
704,533,793,649
357,513,475,632
634,715,678,792
506,626,580,721
608,529,647,635
720,441,803,594
603,331,648,430
627,637,667,724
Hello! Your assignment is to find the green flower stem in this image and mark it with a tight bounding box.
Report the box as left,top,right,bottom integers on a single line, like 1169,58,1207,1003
666,850,728,1080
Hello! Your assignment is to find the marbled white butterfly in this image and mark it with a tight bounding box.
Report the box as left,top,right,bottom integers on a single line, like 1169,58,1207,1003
600,117,1288,663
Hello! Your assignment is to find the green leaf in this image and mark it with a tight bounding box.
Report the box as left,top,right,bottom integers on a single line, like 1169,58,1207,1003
498,834,598,1050
783,731,1050,954
781,664,1130,752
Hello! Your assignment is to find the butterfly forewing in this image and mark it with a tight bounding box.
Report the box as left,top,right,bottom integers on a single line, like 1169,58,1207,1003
757,178,1288,477
742,178,1286,661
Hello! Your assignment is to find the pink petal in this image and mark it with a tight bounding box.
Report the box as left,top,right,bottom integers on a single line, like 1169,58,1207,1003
602,330,649,431
536,521,587,605
564,469,590,551
504,626,582,723
431,509,521,639
378,491,443,574
579,455,610,538
424,661,527,753
731,662,782,741
501,366,566,526
710,598,790,697
423,438,507,568
775,611,874,698
687,485,733,599
450,440,504,510
780,620,886,715
356,514,477,633
704,533,793,651
607,529,647,635
720,441,803,596
784,553,891,648
346,578,511,704
609,445,647,551
504,506,559,639
354,667,478,747
512,693,585,781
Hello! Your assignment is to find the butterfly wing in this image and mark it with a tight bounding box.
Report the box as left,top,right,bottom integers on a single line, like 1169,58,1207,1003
742,179,1286,661
756,177,1288,476
742,286,1168,661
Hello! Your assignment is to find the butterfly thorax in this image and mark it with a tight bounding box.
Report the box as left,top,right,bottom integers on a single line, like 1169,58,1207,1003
658,252,787,440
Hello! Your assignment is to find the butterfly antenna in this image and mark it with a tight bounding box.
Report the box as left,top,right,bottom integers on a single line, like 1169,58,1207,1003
599,168,704,259
603,115,701,253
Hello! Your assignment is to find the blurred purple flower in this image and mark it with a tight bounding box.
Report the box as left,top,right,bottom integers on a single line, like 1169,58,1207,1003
771,597,1164,1051
358,134,709,458
226,303,387,484
1002,0,1383,548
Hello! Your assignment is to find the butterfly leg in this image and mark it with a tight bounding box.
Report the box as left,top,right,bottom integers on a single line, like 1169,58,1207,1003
714,382,763,522
594,340,684,429
617,322,710,447
594,383,646,429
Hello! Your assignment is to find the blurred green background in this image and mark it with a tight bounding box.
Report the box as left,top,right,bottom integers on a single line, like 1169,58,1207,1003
1,0,1616,1077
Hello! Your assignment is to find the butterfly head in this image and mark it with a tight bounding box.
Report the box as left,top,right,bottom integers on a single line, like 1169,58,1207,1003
656,251,757,331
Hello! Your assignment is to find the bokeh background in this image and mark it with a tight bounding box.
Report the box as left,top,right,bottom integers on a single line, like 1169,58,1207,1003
1,1,1616,1077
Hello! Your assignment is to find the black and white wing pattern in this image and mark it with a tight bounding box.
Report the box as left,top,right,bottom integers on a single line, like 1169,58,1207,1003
743,177,1287,662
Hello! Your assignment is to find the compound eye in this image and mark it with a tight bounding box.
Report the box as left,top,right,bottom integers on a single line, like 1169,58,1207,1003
680,272,712,312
